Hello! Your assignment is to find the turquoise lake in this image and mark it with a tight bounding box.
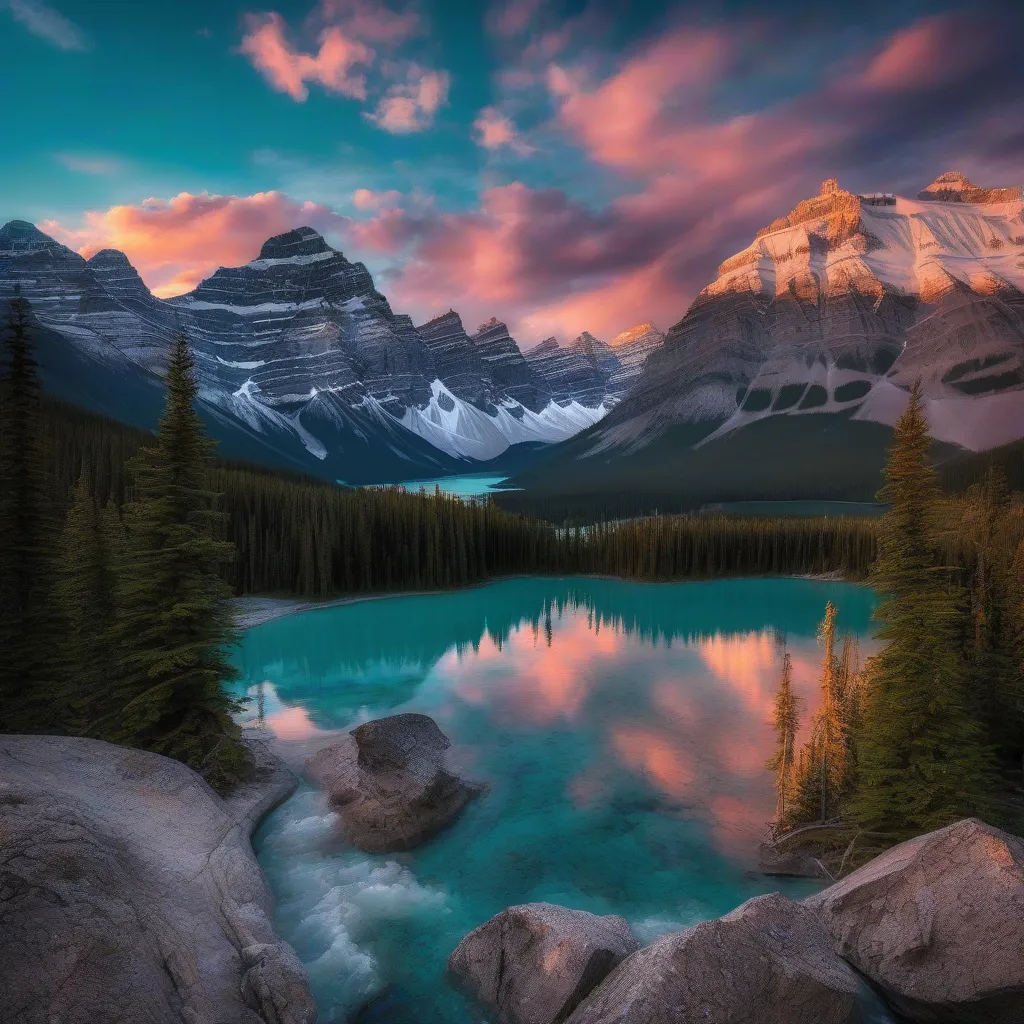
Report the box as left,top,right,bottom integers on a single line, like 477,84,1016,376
231,577,880,1023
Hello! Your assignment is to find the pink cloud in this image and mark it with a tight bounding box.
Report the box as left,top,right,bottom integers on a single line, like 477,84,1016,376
319,0,420,44
41,191,350,297
473,106,534,154
365,65,449,133
352,187,403,210
856,13,989,94
486,0,542,38
239,12,373,101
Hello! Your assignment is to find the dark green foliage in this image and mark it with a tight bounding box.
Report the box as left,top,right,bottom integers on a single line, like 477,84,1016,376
833,380,872,403
798,384,828,410
0,297,62,732
741,388,772,412
105,336,250,791
55,475,121,733
771,383,807,411
851,384,992,835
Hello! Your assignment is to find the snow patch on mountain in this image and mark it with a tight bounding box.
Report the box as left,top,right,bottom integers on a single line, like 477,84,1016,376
401,380,607,460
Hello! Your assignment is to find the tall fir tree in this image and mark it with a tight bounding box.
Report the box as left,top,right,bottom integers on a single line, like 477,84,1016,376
56,473,121,733
851,383,991,835
0,293,61,732
766,648,800,825
106,334,250,790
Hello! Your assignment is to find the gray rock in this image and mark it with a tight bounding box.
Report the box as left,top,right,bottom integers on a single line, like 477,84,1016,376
0,733,316,1024
449,903,639,1024
805,817,1024,1024
564,893,872,1024
525,337,608,407
305,712,484,852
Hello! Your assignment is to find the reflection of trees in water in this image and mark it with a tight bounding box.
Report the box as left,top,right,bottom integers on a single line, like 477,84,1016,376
234,577,877,706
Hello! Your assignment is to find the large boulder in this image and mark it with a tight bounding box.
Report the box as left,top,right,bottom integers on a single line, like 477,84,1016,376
305,713,484,852
449,903,639,1024
806,817,1024,1023
564,893,881,1024
0,733,316,1024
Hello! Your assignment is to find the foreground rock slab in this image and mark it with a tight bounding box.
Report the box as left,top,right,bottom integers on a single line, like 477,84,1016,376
0,734,316,1024
305,712,484,852
806,817,1024,1024
449,903,639,1024
564,893,875,1024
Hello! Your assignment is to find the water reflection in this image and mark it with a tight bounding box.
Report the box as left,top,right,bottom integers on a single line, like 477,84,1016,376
237,577,877,1023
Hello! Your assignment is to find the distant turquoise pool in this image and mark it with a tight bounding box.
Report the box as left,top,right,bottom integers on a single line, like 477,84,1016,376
232,577,880,1023
388,474,517,500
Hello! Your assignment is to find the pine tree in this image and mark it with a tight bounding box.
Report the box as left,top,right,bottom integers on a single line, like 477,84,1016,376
107,334,250,790
0,294,61,732
56,473,120,733
811,602,847,819
766,648,800,825
851,383,991,835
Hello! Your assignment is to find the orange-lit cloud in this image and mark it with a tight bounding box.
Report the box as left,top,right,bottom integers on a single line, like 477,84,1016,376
265,705,321,740
352,187,403,210
473,106,535,154
239,13,373,101
365,65,449,133
41,191,350,297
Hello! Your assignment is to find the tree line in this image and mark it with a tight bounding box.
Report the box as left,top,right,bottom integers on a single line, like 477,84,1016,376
767,386,1024,866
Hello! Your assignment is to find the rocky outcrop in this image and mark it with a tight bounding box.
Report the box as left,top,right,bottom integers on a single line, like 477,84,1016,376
606,322,665,394
525,337,608,407
918,170,1024,204
564,893,880,1024
449,903,639,1024
472,316,548,412
0,733,316,1024
305,713,485,852
806,818,1024,1024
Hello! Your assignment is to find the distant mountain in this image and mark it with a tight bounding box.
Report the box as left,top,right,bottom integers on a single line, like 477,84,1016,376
509,174,1024,510
0,222,662,483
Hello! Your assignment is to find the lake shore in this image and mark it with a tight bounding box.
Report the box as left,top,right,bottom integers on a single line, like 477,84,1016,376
230,571,862,629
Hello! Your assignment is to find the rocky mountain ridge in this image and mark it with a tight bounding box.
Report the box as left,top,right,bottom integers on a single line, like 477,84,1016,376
0,220,664,481
593,172,1024,455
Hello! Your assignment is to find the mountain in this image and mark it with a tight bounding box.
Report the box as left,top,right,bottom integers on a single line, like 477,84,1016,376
0,222,641,483
507,174,1024,512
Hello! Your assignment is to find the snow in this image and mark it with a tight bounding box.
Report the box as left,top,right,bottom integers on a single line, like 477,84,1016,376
400,379,607,460
178,297,326,314
246,250,337,269
216,356,266,369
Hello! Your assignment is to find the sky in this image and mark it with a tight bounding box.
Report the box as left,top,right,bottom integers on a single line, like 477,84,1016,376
2,0,1023,348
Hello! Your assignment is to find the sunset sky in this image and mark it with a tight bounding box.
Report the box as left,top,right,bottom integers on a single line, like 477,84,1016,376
3,0,1022,346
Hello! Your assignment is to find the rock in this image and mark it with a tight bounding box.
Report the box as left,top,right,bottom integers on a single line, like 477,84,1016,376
305,713,484,852
805,817,1024,1023
564,893,876,1024
758,841,832,879
0,733,316,1024
449,903,639,1024
242,943,317,1024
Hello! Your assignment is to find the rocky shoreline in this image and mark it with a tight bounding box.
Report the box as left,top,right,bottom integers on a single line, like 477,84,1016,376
0,732,317,1024
6,715,1022,1024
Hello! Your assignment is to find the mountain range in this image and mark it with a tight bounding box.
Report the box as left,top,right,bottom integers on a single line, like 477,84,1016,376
508,172,1024,512
0,220,662,483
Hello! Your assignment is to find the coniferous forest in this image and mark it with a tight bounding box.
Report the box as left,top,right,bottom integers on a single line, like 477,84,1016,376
3,298,1023,836
766,386,1024,868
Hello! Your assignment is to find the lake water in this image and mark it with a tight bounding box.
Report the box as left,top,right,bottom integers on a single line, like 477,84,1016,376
386,474,516,500
231,577,880,1023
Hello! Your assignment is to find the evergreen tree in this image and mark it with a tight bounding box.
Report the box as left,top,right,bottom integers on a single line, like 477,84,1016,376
766,648,800,824
56,473,120,733
106,334,250,790
851,383,991,835
0,294,60,732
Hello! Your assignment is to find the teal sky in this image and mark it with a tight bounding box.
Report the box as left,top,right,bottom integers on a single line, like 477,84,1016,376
3,0,1022,344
